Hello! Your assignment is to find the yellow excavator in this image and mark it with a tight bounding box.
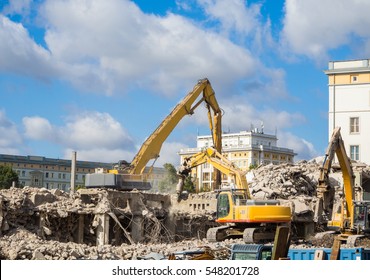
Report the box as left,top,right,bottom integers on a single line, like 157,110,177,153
177,147,292,243
85,78,223,190
314,127,370,243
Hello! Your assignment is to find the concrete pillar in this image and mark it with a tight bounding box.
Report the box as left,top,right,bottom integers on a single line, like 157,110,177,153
303,222,315,239
38,212,46,238
114,225,122,245
74,215,84,244
96,214,110,246
131,215,144,243
70,151,77,193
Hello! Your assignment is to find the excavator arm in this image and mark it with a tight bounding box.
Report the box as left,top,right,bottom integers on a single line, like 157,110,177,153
129,79,223,185
177,147,251,198
315,127,355,226
178,148,291,243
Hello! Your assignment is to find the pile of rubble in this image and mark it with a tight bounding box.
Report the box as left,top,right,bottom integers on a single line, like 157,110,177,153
247,160,322,221
248,158,370,219
1,159,370,260
0,227,233,260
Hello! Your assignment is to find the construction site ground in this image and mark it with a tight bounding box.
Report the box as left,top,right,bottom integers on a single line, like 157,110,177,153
1,158,370,260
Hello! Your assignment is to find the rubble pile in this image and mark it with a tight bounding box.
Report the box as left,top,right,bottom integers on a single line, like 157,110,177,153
1,159,370,260
247,160,325,220
0,227,233,260
249,160,321,200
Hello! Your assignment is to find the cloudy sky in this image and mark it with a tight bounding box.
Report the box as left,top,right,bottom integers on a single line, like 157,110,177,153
1,0,370,167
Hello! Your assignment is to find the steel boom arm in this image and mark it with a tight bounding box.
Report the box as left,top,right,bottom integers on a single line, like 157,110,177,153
129,79,223,184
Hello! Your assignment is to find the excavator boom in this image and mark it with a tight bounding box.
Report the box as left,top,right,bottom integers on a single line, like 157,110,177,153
177,147,250,197
315,126,370,236
315,127,355,222
130,78,222,177
85,78,222,190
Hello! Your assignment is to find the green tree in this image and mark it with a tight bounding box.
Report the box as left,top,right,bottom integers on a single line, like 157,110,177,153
158,163,178,193
0,165,19,189
249,163,258,170
182,174,195,193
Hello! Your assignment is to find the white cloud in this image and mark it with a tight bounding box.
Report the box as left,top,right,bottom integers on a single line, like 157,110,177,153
23,116,53,140
36,0,256,95
62,148,135,164
278,131,319,161
189,98,306,133
197,0,274,52
281,0,370,61
0,110,22,154
60,112,134,150
0,0,323,165
22,111,188,165
0,15,54,79
22,111,136,162
2,0,32,16
198,0,261,36
155,141,189,167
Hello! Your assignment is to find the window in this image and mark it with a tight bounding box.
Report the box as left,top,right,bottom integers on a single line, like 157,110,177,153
217,193,230,219
350,117,359,133
350,145,359,161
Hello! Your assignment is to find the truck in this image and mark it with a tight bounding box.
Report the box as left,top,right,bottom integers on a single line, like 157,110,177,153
85,78,223,191
229,244,370,260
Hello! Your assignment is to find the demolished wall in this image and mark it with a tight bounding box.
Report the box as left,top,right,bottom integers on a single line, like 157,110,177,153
1,159,370,259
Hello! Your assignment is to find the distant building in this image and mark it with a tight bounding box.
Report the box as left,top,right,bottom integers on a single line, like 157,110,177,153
179,129,296,191
0,154,113,191
325,59,370,164
0,154,166,192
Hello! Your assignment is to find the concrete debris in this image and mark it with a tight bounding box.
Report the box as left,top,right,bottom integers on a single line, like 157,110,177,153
1,159,370,260
0,228,235,260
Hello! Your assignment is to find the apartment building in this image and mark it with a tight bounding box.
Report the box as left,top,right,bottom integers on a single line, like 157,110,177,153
179,128,296,191
0,154,113,191
325,59,370,164
0,154,167,192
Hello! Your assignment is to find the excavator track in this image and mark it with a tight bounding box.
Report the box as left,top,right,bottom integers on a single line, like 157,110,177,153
206,226,230,242
207,226,276,243
243,228,275,243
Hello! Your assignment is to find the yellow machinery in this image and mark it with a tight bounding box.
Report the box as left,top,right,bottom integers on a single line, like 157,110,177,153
177,147,291,243
314,127,370,238
85,78,223,190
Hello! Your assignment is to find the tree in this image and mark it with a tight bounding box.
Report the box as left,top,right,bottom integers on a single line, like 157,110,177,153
0,165,19,189
182,174,195,193
158,163,178,193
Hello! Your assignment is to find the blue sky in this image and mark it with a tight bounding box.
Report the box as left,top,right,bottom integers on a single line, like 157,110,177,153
0,0,369,167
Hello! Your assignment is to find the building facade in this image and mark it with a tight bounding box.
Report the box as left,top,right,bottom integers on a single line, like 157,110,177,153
0,154,113,191
0,154,166,192
325,59,370,164
179,129,296,191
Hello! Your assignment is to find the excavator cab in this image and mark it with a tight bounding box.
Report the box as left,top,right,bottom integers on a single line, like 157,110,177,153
216,189,248,219
353,202,370,233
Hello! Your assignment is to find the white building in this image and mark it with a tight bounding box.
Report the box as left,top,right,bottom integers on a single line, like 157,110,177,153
325,59,370,164
179,129,296,191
